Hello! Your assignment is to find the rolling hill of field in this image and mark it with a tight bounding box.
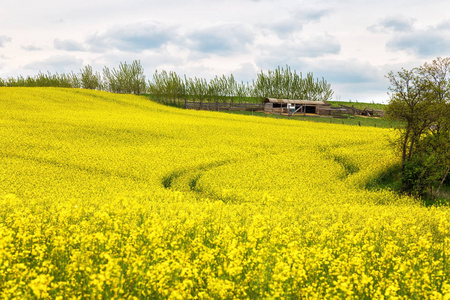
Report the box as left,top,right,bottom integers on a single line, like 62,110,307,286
1,87,449,298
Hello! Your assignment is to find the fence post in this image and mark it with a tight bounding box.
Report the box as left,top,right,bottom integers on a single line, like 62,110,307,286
184,99,187,109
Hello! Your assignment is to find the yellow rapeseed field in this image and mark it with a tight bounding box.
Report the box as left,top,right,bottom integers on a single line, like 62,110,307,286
1,87,449,299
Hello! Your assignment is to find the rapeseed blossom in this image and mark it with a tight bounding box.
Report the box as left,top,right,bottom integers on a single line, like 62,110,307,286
0,87,449,299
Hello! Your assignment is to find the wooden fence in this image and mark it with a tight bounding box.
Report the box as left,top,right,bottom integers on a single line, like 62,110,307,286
185,100,265,112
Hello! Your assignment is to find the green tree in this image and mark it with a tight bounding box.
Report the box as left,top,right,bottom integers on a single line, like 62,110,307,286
80,65,101,90
252,66,334,101
387,57,450,200
128,60,146,95
102,60,146,94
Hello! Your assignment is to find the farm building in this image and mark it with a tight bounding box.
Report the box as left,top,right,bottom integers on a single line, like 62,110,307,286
263,98,385,117
263,98,332,115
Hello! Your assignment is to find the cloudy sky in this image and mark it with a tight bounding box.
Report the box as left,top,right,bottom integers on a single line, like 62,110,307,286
1,0,450,102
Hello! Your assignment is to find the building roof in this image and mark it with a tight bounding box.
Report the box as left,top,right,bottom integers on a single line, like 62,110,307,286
263,98,330,105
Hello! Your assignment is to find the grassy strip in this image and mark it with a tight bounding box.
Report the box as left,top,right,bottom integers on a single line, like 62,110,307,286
222,111,400,129
327,100,386,110
142,94,387,109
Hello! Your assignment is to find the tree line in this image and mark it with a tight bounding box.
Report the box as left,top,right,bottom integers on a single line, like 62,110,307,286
0,62,334,102
148,71,253,105
148,66,334,105
387,57,450,201
0,60,146,95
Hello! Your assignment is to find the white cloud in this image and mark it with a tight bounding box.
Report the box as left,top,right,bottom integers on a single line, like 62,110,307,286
385,21,450,57
185,23,254,55
24,56,83,74
256,33,341,69
54,39,85,52
262,8,331,38
0,36,12,47
86,22,177,53
367,17,450,57
22,45,42,51
310,60,381,84
368,15,415,33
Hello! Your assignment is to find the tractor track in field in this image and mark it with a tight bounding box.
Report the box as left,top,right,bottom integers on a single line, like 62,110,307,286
161,160,231,194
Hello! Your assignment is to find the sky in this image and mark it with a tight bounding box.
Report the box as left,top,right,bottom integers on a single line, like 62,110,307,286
1,0,450,103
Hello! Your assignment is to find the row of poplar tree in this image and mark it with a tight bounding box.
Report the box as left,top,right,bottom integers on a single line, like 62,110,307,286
0,61,146,95
0,60,334,102
149,66,334,104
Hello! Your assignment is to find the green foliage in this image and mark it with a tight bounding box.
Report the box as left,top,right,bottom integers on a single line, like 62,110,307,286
400,134,449,200
387,57,450,200
147,65,334,105
148,71,249,105
401,158,433,198
327,100,386,110
1,60,146,95
0,71,80,88
80,65,101,90
103,60,146,94
252,65,334,101
1,63,333,103
148,70,186,104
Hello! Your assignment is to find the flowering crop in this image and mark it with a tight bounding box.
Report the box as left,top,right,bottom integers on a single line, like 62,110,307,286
0,87,449,299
